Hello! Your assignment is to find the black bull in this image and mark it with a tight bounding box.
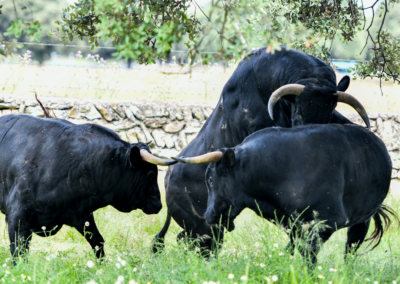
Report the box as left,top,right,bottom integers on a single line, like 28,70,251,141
153,47,370,253
0,114,175,258
196,124,393,263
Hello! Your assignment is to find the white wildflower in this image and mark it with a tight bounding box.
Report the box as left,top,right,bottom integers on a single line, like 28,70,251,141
87,260,95,268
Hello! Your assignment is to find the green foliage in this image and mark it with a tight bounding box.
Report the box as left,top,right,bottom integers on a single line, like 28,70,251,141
0,0,70,63
54,0,400,83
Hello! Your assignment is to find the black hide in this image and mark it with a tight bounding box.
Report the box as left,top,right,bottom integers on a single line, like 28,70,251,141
155,47,356,253
0,114,162,258
205,124,392,263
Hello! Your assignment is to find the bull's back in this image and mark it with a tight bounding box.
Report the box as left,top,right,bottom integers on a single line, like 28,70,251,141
238,124,391,219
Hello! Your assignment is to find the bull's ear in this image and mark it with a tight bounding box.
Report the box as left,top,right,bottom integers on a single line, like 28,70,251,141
337,75,350,91
129,146,141,163
220,149,235,168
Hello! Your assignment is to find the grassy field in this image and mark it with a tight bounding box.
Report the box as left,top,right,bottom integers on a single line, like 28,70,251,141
0,55,399,115
0,55,400,283
0,170,399,284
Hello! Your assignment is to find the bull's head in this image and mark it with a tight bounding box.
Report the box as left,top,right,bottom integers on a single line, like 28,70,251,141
172,150,238,231
112,142,176,215
268,76,370,129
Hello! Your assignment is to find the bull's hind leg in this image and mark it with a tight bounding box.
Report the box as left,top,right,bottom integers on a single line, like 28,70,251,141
75,213,105,259
345,220,370,256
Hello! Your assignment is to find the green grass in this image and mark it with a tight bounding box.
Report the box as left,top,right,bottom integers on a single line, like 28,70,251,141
0,182,399,284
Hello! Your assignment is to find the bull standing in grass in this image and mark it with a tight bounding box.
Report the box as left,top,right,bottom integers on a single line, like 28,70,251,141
0,112,175,259
153,47,372,255
173,123,395,264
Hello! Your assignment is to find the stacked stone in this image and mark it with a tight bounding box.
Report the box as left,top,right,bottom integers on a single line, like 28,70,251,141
0,94,399,179
0,94,213,158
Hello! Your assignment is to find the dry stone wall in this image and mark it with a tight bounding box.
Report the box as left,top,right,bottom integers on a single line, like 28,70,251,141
1,94,399,179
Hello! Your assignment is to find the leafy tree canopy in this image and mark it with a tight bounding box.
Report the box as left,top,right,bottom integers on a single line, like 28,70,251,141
1,0,400,83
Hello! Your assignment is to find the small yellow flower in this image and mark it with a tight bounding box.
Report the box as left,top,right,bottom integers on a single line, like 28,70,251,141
279,252,284,256
272,275,278,282
228,273,234,279
290,255,294,259
255,242,260,247
318,266,322,270
264,276,271,282
260,263,265,268
240,275,248,281
253,261,259,266
317,274,324,279
366,279,370,282
273,243,278,248
244,246,248,250
329,268,337,272
28,276,32,281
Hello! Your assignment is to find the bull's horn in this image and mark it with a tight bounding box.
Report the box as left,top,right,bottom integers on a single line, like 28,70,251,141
171,151,223,164
268,84,305,120
336,91,370,130
140,149,177,166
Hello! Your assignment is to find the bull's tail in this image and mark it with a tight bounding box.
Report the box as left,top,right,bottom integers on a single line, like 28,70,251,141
152,211,171,253
35,92,57,118
365,205,398,250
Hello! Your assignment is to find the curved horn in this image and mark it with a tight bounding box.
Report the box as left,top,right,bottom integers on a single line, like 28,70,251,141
140,149,177,166
268,84,305,120
172,151,223,165
336,91,370,130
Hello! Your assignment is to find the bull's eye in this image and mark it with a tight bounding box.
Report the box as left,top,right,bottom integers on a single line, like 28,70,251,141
147,171,156,180
209,176,213,186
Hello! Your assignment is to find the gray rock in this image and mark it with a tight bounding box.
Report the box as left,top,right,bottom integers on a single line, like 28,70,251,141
124,106,135,122
53,110,66,119
85,105,102,120
25,106,44,117
95,104,115,122
192,106,205,121
68,107,81,119
126,129,139,143
19,103,26,114
163,121,185,133
181,107,192,120
0,103,18,109
112,103,126,119
47,102,73,110
185,133,197,144
125,105,145,121
144,117,168,128
186,119,201,128
111,119,136,132
152,129,166,148
141,104,168,118
164,135,175,149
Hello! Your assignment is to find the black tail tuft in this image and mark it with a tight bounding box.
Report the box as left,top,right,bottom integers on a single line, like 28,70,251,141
35,92,57,119
365,205,398,250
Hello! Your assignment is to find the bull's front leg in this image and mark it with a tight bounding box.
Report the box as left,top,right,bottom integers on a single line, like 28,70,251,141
75,213,105,259
7,212,33,262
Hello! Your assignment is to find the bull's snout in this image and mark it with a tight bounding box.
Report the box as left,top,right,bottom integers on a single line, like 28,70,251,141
205,206,236,232
142,200,162,215
204,207,218,226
